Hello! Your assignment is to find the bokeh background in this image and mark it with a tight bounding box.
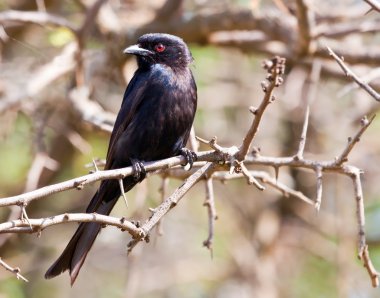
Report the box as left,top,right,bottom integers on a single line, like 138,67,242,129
1,0,380,297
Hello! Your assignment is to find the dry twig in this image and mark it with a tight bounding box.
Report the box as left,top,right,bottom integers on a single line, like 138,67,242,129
156,176,169,236
351,171,379,287
0,213,141,237
236,56,286,161
363,0,380,13
327,46,380,101
127,162,216,253
295,106,310,160
203,177,218,255
0,258,28,282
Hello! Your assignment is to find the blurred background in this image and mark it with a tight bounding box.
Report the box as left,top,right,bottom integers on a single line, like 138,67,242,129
1,0,380,297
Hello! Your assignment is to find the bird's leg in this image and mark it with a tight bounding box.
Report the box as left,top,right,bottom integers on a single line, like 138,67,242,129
180,148,198,170
130,158,146,182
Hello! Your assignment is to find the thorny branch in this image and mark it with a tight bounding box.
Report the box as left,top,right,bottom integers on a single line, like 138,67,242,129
203,177,218,255
127,162,216,252
327,46,380,102
364,0,380,13
351,170,379,287
295,106,310,160
0,213,141,237
0,56,378,287
156,176,169,236
236,56,286,161
0,258,28,282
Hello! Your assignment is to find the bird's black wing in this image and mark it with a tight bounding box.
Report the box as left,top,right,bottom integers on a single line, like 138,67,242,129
105,68,149,170
83,68,150,214
45,69,152,283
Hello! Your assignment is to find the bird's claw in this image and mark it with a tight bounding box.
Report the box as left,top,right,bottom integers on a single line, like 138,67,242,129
180,148,197,170
131,158,146,182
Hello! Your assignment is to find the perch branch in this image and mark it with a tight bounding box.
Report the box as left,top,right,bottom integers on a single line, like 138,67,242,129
0,154,215,207
0,213,142,238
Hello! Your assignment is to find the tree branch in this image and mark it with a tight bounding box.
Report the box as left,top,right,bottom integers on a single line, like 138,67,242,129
0,152,215,208
236,56,286,161
203,177,218,255
363,0,380,13
295,0,315,56
127,162,216,252
351,170,379,287
0,258,28,282
0,10,76,32
327,46,380,101
0,213,142,237
295,105,310,160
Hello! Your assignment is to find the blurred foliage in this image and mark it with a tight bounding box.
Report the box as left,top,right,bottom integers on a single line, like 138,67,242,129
0,115,32,195
47,28,74,48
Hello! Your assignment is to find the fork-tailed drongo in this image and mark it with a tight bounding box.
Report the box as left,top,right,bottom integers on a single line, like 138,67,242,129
45,33,197,285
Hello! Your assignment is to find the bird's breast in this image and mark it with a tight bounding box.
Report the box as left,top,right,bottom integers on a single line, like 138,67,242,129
126,65,196,160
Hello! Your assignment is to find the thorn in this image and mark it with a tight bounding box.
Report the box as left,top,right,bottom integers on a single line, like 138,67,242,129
21,205,32,230
315,167,323,212
251,147,260,156
274,166,279,183
360,116,369,126
203,241,214,259
364,8,373,15
315,201,321,212
73,179,86,190
195,135,209,144
239,161,265,190
118,179,128,209
249,106,258,115
229,164,235,175
92,158,99,172
261,81,268,92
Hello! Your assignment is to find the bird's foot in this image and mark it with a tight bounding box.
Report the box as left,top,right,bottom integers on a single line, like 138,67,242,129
131,158,146,182
180,148,197,170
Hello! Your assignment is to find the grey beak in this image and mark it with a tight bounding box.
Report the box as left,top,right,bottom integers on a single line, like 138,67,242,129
123,44,153,56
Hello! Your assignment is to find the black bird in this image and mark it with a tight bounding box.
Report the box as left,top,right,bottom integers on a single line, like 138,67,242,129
45,33,197,285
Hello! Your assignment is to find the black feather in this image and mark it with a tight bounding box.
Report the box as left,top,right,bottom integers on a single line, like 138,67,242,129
45,33,197,285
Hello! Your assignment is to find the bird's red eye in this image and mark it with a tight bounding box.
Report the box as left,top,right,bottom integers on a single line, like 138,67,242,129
155,43,166,53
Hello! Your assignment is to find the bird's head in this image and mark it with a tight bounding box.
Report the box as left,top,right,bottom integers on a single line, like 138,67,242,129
124,33,193,70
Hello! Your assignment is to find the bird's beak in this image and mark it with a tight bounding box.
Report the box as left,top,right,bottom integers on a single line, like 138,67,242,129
123,44,153,56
